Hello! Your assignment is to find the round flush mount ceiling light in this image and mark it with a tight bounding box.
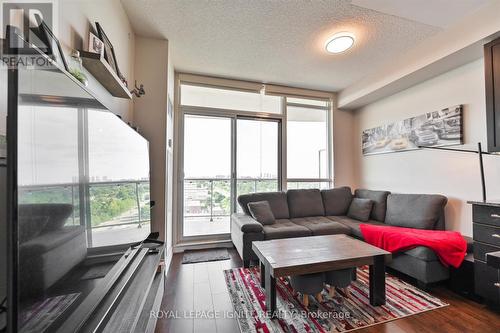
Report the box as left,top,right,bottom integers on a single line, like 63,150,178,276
325,32,355,54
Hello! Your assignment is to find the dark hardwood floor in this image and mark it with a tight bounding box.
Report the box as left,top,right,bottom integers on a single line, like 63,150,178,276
155,248,500,333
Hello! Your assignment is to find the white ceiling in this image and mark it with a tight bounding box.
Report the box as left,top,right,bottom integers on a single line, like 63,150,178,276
121,0,491,92
352,0,491,29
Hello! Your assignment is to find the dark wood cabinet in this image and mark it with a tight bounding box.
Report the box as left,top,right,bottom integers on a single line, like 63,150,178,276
485,37,500,153
469,201,500,308
474,260,500,304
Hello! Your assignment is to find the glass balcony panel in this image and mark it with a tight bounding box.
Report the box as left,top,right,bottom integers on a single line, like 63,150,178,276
89,181,150,247
183,179,231,237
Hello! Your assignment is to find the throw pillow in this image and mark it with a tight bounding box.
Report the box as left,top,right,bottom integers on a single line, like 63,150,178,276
347,198,374,222
248,201,276,225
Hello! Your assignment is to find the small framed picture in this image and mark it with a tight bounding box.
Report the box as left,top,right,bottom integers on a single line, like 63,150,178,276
96,22,121,77
33,14,68,71
88,31,104,55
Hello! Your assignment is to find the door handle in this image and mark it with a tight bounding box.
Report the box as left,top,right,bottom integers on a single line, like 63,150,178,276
492,234,500,239
491,214,500,218
494,282,500,288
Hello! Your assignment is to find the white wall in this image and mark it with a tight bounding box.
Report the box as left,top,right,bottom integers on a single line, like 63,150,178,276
133,37,169,242
59,0,135,120
352,59,500,236
333,107,357,188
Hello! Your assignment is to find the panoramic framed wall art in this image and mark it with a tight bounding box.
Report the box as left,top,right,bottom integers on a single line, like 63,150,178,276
362,105,463,155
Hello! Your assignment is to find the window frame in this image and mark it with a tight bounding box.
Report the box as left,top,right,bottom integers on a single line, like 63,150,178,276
173,73,334,247
284,97,333,189
176,102,285,244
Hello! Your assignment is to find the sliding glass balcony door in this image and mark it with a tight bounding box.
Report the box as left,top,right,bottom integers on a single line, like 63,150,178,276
183,115,232,237
236,118,279,210
177,78,333,244
181,114,280,239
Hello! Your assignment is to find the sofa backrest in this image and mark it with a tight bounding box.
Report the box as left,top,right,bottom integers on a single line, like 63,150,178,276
287,189,325,218
354,189,391,222
238,192,290,219
321,186,352,216
18,204,74,231
385,193,448,230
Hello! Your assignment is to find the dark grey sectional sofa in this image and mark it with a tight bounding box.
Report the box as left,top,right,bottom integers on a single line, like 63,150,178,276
231,187,449,285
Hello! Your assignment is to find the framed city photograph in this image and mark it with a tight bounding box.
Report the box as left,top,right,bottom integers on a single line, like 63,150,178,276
88,31,104,55
362,105,463,155
96,22,121,77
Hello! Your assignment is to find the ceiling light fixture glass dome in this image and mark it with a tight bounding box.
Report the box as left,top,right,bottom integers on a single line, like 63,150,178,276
325,32,355,54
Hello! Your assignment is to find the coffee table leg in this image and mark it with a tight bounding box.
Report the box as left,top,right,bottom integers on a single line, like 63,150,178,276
264,264,277,317
369,255,386,306
260,261,265,288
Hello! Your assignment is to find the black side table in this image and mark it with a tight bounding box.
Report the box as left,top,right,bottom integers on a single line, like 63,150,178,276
468,201,500,308
449,236,476,300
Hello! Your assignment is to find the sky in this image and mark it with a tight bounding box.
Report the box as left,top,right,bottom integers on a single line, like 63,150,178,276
184,114,327,180
18,106,149,186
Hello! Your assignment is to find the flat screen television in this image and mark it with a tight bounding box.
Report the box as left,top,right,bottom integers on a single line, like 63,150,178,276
4,32,152,332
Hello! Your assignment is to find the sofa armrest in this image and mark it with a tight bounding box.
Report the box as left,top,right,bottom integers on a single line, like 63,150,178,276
231,213,263,233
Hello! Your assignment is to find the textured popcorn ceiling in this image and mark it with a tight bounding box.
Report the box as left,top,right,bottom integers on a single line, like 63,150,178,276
121,0,488,92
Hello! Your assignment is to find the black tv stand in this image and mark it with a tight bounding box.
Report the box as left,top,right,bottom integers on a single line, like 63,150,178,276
53,245,165,333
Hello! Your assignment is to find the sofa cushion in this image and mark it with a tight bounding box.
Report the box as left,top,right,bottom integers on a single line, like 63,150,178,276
347,198,373,222
385,193,448,230
402,246,439,262
291,217,351,236
321,187,353,216
354,189,390,222
247,201,275,225
327,216,385,239
287,189,325,218
238,192,290,219
262,219,312,240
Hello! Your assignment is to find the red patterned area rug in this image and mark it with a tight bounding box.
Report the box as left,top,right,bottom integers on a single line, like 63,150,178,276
224,266,448,332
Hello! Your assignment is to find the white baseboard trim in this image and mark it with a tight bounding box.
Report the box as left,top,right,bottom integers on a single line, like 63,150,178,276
173,240,234,253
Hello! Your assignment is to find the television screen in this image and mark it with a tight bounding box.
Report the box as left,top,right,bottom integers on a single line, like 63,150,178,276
12,74,151,331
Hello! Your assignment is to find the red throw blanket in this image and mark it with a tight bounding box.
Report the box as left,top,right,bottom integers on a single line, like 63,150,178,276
360,224,467,268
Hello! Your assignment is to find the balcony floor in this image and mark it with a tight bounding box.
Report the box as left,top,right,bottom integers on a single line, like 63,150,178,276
183,216,230,237
92,223,151,247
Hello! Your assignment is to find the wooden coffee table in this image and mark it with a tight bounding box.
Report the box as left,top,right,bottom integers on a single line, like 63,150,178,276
252,234,392,315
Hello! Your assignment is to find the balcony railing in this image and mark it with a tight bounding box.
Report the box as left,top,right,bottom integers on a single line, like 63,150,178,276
183,178,278,221
18,180,151,246
88,181,151,229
